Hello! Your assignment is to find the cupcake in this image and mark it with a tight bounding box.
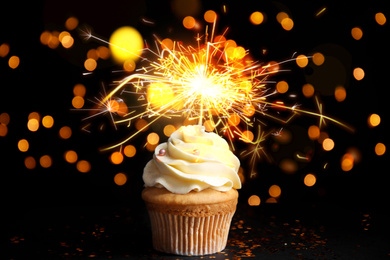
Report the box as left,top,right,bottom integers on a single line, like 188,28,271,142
142,125,241,256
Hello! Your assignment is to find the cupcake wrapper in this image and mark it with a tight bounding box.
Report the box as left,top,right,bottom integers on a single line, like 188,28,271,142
148,210,235,256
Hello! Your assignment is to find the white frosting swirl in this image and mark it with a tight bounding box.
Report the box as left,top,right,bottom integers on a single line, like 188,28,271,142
143,125,241,194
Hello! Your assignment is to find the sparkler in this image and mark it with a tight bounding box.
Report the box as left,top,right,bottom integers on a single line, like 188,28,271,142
81,19,353,170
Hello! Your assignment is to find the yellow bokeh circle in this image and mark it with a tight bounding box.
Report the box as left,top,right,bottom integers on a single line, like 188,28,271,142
109,26,143,63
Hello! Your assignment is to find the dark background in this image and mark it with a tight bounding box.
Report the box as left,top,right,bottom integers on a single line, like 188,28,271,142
2,0,389,258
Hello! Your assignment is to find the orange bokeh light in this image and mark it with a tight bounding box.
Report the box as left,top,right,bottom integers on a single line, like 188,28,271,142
183,16,196,29
18,139,29,152
24,156,36,170
269,185,281,198
353,67,365,80
8,55,20,69
114,173,127,186
40,155,52,168
322,138,335,151
204,10,217,23
64,150,78,164
59,126,72,139
304,173,317,187
228,114,240,126
248,195,261,206
147,132,160,145
110,151,124,164
84,58,97,71
302,83,315,98
368,113,381,127
296,55,308,68
27,119,39,132
351,27,363,40
77,160,91,173
308,125,320,140
276,81,289,93
124,145,136,157
72,96,84,109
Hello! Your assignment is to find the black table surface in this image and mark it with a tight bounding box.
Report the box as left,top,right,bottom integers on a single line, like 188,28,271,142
6,200,390,259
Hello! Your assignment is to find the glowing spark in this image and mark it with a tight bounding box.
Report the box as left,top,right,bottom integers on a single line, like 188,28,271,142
81,123,92,133
240,125,272,175
83,22,352,160
316,7,327,17
142,18,155,25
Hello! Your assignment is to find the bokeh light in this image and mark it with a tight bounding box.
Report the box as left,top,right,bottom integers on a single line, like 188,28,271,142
72,96,85,109
312,52,325,66
280,159,298,174
269,185,281,198
39,155,52,168
0,43,10,57
110,151,124,165
241,130,254,143
107,100,119,113
204,10,217,23
368,113,380,127
87,49,99,60
375,143,386,156
114,173,127,186
40,31,51,46
123,59,135,72
135,119,149,132
147,132,160,145
65,16,79,30
124,145,136,158
353,67,365,80
0,123,7,137
375,12,386,25
183,16,196,29
97,46,110,60
276,81,289,93
24,156,36,170
0,112,10,125
307,125,320,140
77,160,91,173
296,55,308,68
243,104,255,117
84,58,97,71
228,113,240,126
18,139,29,152
109,26,143,63
341,153,354,171
27,118,39,132
351,27,363,40
73,84,86,97
59,126,72,139
276,12,289,23
163,124,176,137
334,86,347,102
304,173,317,187
42,115,54,128
64,150,78,164
302,83,315,98
322,138,335,151
249,11,264,25
281,18,294,31
28,112,40,121
203,120,215,132
248,195,261,206
8,55,20,69
161,38,174,50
